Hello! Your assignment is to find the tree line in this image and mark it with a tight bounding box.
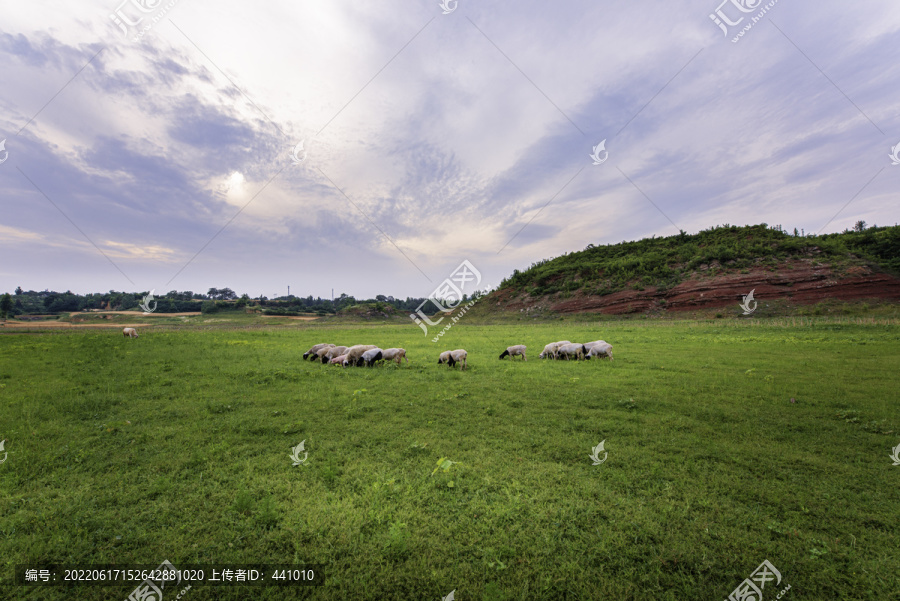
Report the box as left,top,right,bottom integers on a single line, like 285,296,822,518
0,287,488,318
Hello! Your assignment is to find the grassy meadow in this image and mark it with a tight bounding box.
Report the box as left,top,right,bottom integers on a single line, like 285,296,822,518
1,317,899,600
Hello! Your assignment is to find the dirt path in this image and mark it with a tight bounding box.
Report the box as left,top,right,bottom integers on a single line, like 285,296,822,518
75,311,202,316
266,315,320,321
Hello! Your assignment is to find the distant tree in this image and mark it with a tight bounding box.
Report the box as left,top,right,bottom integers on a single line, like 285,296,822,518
15,286,23,295
207,287,219,299
0,293,11,318
236,294,250,308
119,295,138,310
853,220,867,232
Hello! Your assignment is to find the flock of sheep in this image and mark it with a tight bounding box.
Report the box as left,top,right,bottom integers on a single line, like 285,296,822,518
537,340,614,361
123,328,613,368
302,343,409,367
297,340,613,371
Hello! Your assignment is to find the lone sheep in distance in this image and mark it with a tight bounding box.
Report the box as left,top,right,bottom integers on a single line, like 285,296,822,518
123,327,138,338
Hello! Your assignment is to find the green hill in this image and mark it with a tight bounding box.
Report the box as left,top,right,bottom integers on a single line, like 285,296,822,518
497,224,900,299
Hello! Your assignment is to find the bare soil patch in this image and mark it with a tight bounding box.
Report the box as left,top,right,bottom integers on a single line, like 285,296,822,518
76,311,201,317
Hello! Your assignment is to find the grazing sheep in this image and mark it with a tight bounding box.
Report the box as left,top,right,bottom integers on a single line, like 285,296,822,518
321,346,350,363
586,342,613,361
539,342,560,359
438,349,468,370
552,341,573,359
303,343,333,360
538,341,571,359
123,327,138,338
345,345,378,366
315,346,337,362
381,348,408,365
499,345,527,361
361,348,384,367
556,343,587,361
330,354,349,366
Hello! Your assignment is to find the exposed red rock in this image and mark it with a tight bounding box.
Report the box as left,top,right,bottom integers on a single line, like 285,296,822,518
497,260,900,315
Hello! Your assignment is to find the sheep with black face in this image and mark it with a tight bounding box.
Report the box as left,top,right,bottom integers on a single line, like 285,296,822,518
438,349,468,370
499,345,527,361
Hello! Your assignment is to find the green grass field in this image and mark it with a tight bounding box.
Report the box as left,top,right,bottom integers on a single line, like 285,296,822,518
1,318,898,600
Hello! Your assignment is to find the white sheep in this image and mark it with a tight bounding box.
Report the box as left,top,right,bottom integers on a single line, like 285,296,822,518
499,345,527,361
345,345,378,367
538,343,559,359
303,343,333,360
321,346,350,363
586,342,613,361
361,348,384,367
438,349,468,370
381,348,408,365
330,353,349,367
538,341,571,359
122,327,138,338
556,343,587,361
314,346,339,362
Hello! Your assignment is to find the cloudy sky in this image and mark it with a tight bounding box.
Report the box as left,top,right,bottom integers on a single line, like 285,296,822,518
1,0,898,298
